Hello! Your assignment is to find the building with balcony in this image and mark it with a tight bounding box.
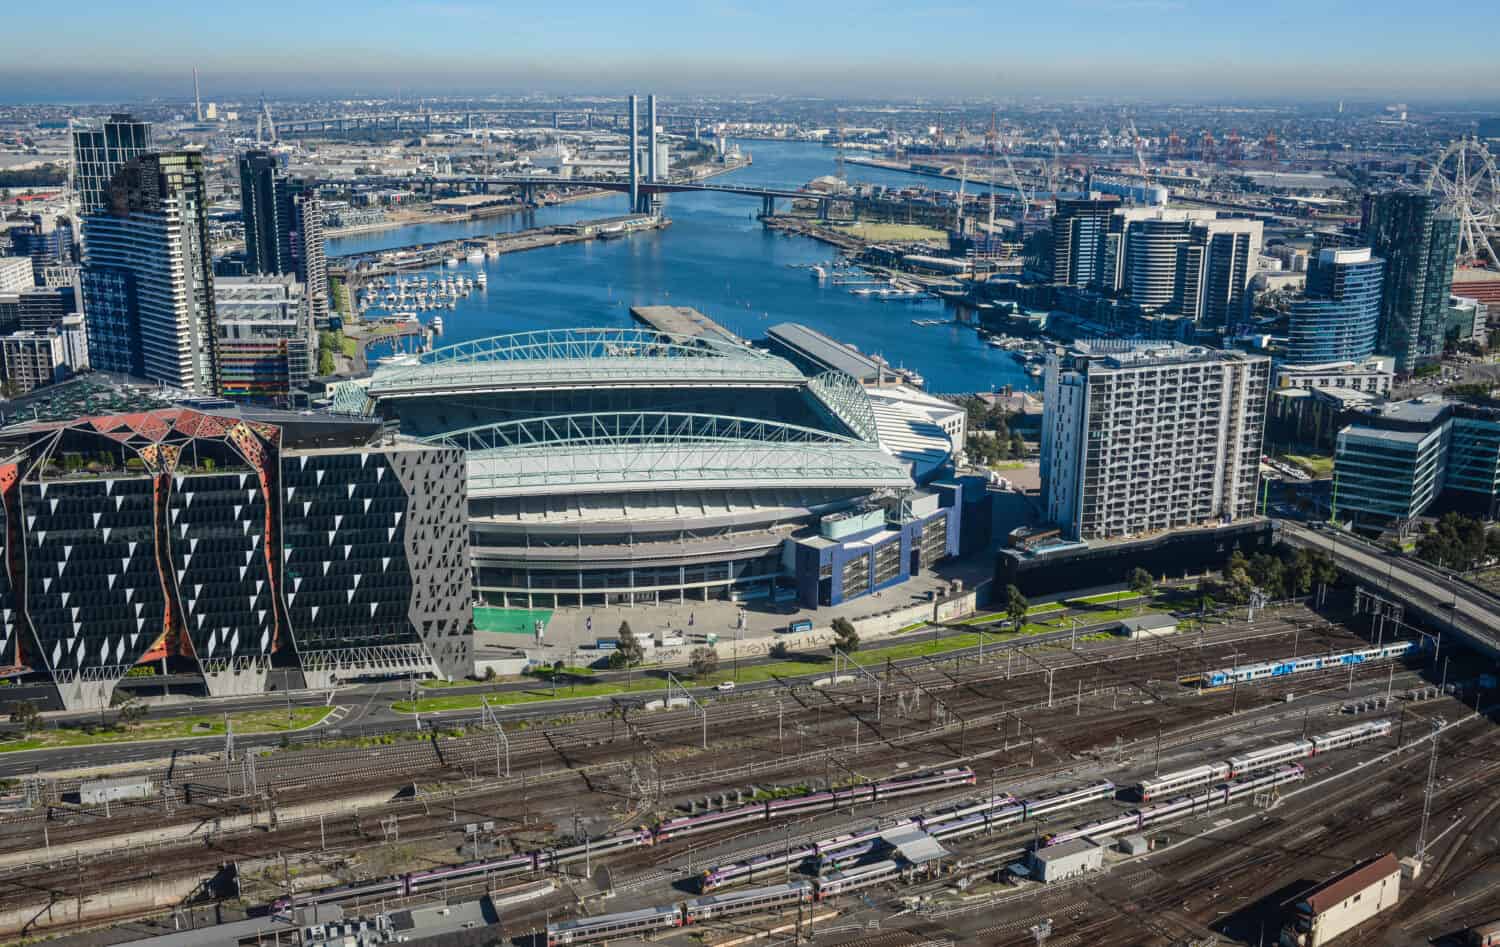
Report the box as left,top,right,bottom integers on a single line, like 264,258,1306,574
1365,191,1460,373
1041,341,1269,541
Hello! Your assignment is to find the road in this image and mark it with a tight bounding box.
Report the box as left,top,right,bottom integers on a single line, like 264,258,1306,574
0,606,1231,777
1280,520,1500,658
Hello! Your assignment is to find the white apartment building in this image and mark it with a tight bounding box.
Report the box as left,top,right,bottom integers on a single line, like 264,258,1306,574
1,330,68,395
1042,342,1270,541
0,257,34,293
1274,356,1394,396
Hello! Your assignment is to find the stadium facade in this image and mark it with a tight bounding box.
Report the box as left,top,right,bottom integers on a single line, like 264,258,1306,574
0,408,471,710
333,328,962,610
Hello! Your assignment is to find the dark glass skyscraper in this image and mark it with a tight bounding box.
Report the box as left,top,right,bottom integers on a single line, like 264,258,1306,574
71,114,153,216
1286,248,1385,364
239,151,328,326
1050,196,1118,286
81,152,218,391
1365,191,1460,373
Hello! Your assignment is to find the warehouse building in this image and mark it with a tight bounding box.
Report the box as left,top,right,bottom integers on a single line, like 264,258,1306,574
1280,853,1401,947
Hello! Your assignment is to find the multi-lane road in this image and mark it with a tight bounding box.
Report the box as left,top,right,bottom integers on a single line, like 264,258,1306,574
1280,520,1500,658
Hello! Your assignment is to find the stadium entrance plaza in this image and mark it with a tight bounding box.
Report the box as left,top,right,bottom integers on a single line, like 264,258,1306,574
474,557,996,659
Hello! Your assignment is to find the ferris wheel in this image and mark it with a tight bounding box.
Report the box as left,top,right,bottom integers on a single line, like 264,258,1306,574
1424,136,1500,267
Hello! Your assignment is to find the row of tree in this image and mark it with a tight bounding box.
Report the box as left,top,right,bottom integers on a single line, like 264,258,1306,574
1412,512,1499,573
1209,547,1339,606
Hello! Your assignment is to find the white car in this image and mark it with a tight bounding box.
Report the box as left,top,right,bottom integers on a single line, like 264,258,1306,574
715,681,736,692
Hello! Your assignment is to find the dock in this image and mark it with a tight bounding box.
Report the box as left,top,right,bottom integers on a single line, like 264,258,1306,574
629,305,742,344
331,215,670,280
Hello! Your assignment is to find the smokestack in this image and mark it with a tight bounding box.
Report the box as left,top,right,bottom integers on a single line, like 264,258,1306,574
628,94,640,212
647,94,658,183
193,67,202,123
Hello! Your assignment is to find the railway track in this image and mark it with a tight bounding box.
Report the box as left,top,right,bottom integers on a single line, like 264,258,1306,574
0,614,1440,941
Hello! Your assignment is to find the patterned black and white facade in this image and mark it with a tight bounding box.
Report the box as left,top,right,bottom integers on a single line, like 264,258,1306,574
281,445,470,687
0,410,472,709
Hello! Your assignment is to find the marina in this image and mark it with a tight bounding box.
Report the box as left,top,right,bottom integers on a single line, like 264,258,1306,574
330,140,1038,393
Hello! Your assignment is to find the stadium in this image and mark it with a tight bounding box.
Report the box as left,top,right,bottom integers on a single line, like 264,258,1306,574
334,327,963,610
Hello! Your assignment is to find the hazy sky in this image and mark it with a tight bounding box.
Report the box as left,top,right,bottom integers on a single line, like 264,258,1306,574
4,0,1499,103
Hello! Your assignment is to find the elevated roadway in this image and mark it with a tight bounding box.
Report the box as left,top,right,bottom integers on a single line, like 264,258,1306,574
1279,520,1500,660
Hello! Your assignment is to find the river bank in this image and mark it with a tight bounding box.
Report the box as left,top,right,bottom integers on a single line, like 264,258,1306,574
336,139,1037,394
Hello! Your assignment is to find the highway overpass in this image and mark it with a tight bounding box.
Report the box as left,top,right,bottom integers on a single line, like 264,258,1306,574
1279,520,1500,661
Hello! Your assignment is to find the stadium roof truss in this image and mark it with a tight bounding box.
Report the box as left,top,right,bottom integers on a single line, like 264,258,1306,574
423,410,913,497
369,327,806,396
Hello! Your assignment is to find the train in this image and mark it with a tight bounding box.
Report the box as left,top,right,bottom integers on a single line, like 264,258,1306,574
1043,765,1305,847
1136,722,1390,799
272,767,974,912
547,882,813,945
701,781,1116,893
654,766,975,842
1200,641,1419,688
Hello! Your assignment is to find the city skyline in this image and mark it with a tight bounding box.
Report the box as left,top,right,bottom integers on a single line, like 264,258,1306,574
4,0,1500,103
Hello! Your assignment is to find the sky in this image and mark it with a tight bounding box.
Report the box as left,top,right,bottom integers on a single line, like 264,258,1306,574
3,0,1499,104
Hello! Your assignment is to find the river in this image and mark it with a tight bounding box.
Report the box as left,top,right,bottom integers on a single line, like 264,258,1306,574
328,140,1033,394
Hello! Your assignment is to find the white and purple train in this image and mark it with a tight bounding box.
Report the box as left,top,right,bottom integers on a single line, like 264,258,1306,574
272,767,975,913
1044,764,1305,847
1136,721,1391,800
700,780,1118,892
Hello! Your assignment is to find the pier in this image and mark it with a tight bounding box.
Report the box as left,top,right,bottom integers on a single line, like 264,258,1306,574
629,305,743,344
329,214,670,281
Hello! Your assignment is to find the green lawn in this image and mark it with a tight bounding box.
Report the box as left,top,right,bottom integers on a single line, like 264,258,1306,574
474,606,553,635
0,707,332,753
394,619,1096,714
1281,453,1334,478
835,221,949,243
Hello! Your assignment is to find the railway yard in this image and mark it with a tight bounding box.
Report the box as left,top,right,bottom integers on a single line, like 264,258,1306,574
9,601,1499,947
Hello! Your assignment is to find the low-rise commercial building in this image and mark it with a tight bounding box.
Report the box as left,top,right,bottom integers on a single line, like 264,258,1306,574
1028,838,1104,883
1273,356,1394,397
1280,853,1401,947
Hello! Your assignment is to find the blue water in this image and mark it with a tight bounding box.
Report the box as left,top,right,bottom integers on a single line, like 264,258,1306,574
329,141,1033,394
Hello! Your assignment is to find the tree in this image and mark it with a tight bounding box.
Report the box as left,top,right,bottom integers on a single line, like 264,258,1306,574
830,617,860,654
1415,512,1488,571
1247,553,1286,600
1221,550,1255,604
1283,548,1315,596
117,698,148,728
689,647,720,679
7,700,40,733
1128,568,1154,612
1005,584,1028,631
609,621,644,687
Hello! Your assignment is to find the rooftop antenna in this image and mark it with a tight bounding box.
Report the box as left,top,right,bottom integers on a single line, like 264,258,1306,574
193,67,203,124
